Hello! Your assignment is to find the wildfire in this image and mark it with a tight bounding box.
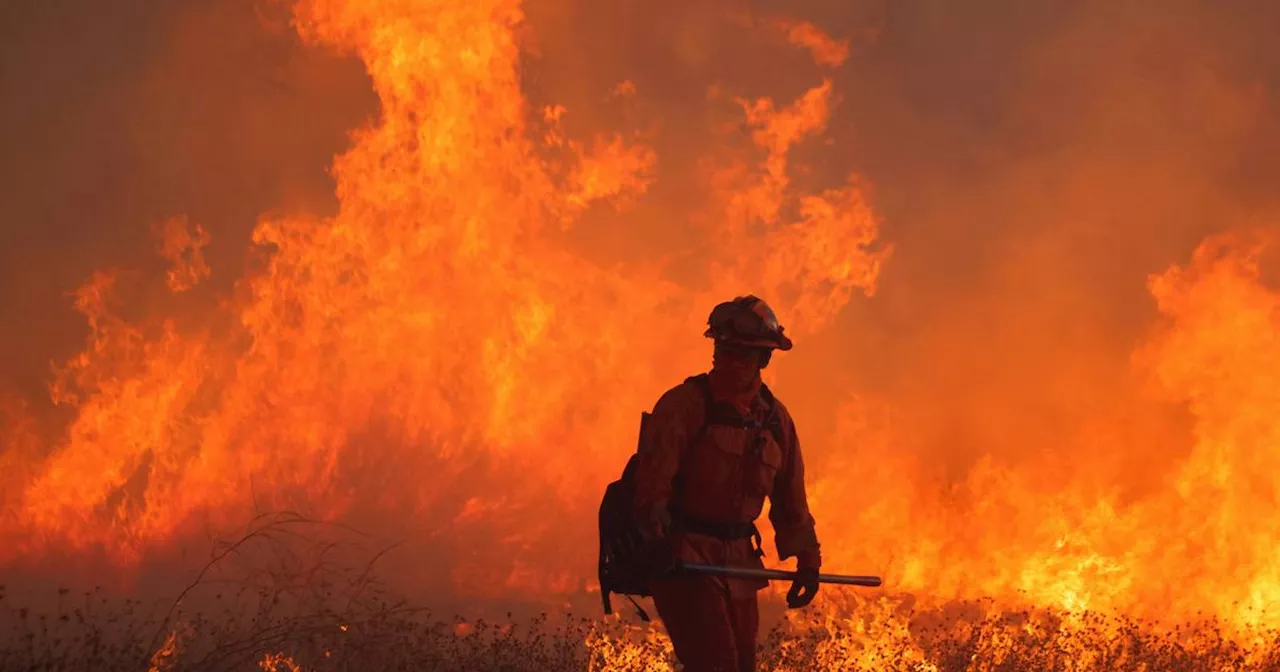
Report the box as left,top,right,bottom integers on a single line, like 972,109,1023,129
148,626,187,672
2,0,882,576
259,651,307,672
3,0,1280,668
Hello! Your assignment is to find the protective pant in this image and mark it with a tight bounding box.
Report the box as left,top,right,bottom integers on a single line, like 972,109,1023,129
651,575,759,672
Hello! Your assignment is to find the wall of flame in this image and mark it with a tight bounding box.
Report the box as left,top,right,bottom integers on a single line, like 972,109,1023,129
4,0,1280,640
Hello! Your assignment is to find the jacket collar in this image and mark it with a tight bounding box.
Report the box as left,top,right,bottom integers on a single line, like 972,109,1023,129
707,369,764,414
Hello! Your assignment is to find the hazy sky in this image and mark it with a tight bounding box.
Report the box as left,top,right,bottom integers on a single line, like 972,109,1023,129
4,0,1280,453
0,0,374,400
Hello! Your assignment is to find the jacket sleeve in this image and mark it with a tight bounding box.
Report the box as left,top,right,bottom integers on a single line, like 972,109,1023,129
768,412,822,569
631,385,698,533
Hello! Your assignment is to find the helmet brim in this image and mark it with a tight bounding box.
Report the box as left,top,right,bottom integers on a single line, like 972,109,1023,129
706,333,793,352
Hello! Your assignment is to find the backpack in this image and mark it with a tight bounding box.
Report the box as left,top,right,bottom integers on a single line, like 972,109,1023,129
597,374,785,620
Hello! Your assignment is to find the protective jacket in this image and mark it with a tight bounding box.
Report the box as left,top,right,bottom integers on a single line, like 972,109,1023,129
632,371,821,601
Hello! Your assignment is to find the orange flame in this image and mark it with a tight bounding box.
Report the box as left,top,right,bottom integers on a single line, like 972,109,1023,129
776,19,851,68
796,229,1280,633
259,652,307,672
2,0,883,597
147,626,187,672
154,216,212,293
4,0,1279,661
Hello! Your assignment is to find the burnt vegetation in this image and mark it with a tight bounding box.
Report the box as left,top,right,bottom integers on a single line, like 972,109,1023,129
4,590,1280,671
5,592,1280,669
3,515,1278,671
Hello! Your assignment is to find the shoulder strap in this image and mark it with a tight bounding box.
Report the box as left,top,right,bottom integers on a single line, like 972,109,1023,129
688,374,783,435
667,375,713,507
685,374,716,446
758,383,785,446
676,374,789,470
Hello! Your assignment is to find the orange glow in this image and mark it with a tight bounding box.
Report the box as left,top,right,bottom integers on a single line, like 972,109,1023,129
3,0,1279,666
3,0,883,577
154,216,212,293
148,627,186,672
259,652,307,672
776,19,851,68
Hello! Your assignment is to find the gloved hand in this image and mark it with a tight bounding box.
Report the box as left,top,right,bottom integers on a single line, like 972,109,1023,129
786,566,820,609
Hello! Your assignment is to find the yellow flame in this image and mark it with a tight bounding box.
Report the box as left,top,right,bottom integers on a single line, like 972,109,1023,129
259,652,307,672
5,1,1280,666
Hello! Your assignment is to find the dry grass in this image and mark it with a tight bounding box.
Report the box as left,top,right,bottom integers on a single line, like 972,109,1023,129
0,585,603,671
3,515,1278,671
760,604,1280,672
5,588,1280,670
6,589,1280,670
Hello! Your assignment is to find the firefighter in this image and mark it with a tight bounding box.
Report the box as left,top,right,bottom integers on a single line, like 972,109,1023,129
632,295,822,672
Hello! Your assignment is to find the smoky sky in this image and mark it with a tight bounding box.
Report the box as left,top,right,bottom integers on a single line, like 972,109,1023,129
5,0,1280,481
0,0,375,404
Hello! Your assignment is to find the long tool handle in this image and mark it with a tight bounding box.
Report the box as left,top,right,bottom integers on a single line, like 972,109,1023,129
681,563,882,587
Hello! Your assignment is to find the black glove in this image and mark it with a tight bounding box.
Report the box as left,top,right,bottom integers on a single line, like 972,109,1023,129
786,566,820,609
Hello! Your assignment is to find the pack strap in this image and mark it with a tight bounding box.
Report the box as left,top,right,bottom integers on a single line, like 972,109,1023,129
686,374,784,445
601,586,651,622
623,594,650,621
678,374,777,561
